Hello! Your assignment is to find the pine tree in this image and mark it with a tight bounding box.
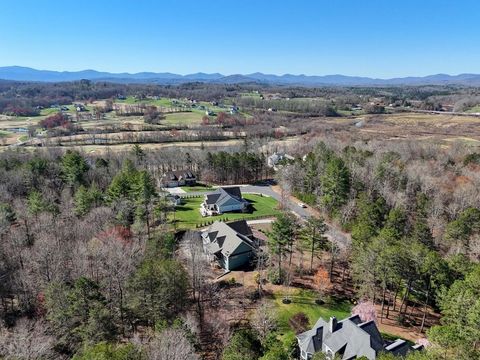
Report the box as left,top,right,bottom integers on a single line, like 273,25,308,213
320,156,350,213
299,216,328,273
268,212,298,280
61,150,89,188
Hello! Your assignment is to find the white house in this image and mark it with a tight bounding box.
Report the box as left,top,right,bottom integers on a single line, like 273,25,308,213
200,187,249,216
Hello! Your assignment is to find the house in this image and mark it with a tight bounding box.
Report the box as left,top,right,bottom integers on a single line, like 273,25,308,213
297,315,423,360
201,187,249,216
165,194,182,206
161,170,197,188
74,103,86,112
267,152,294,169
201,220,257,271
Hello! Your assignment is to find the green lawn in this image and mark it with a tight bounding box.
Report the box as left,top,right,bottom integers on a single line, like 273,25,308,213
272,288,351,346
182,184,213,192
172,193,281,228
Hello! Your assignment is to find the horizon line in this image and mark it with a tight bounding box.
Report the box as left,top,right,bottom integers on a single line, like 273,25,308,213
1,65,477,80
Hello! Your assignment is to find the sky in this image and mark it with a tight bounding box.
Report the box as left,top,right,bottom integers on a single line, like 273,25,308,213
1,0,480,78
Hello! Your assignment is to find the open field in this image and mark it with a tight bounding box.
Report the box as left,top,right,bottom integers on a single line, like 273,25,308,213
330,112,480,144
466,105,480,113
173,194,281,228
163,111,203,125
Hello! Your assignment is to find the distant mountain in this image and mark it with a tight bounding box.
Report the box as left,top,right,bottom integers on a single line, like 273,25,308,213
1,66,480,86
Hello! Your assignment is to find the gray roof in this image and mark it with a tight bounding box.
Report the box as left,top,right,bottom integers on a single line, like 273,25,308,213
297,315,420,360
203,220,256,258
163,169,196,181
205,187,246,207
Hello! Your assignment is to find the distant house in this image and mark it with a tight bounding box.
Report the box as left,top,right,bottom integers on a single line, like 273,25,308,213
202,220,257,271
165,194,182,206
201,187,249,216
230,106,239,114
297,315,423,360
267,152,294,169
74,104,86,112
161,170,197,188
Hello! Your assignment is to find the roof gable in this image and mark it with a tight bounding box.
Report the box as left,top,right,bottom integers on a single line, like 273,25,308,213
204,221,256,258
297,315,420,359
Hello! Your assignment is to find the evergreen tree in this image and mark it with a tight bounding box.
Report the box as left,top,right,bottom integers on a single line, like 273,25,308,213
299,216,328,273
267,212,298,280
320,156,350,213
127,259,188,327
61,150,89,188
132,170,157,239
74,184,104,216
45,278,117,353
428,265,480,359
222,329,263,360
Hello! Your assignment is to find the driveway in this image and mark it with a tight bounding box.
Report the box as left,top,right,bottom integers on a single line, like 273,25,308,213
164,187,187,194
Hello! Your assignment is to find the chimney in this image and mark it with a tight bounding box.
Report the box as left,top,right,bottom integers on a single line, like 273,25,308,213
329,316,337,333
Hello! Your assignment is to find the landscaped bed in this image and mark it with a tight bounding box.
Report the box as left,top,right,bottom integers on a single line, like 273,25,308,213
172,193,281,228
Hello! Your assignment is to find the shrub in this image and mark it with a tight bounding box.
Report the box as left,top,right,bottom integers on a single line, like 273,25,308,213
267,268,284,285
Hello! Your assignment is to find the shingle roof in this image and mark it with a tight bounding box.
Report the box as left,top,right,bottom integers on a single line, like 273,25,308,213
163,170,196,181
204,220,256,258
205,187,246,207
297,315,421,360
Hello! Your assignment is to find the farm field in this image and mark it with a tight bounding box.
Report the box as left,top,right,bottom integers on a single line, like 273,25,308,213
172,193,281,229
345,112,480,144
163,111,203,125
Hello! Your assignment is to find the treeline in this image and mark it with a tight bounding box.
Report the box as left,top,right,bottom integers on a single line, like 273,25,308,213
203,151,271,184
236,97,338,116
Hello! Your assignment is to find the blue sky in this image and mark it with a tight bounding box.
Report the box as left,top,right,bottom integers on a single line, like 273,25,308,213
1,0,479,77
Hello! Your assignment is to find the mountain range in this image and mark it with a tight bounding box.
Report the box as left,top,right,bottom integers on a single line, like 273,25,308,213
2,66,480,86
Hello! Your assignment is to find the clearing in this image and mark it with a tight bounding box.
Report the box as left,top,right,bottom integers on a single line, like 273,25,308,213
173,194,281,229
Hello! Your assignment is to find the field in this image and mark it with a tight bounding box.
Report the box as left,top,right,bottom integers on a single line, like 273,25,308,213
173,194,281,228
341,112,480,144
466,105,480,113
163,111,203,125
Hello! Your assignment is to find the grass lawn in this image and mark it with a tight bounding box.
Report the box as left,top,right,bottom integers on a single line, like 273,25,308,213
172,193,281,228
182,184,213,192
272,288,351,346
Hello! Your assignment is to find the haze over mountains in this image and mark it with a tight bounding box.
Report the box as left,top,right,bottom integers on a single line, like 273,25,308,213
2,66,480,86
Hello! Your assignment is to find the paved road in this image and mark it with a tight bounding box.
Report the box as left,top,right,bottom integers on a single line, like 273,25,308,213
181,184,350,249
